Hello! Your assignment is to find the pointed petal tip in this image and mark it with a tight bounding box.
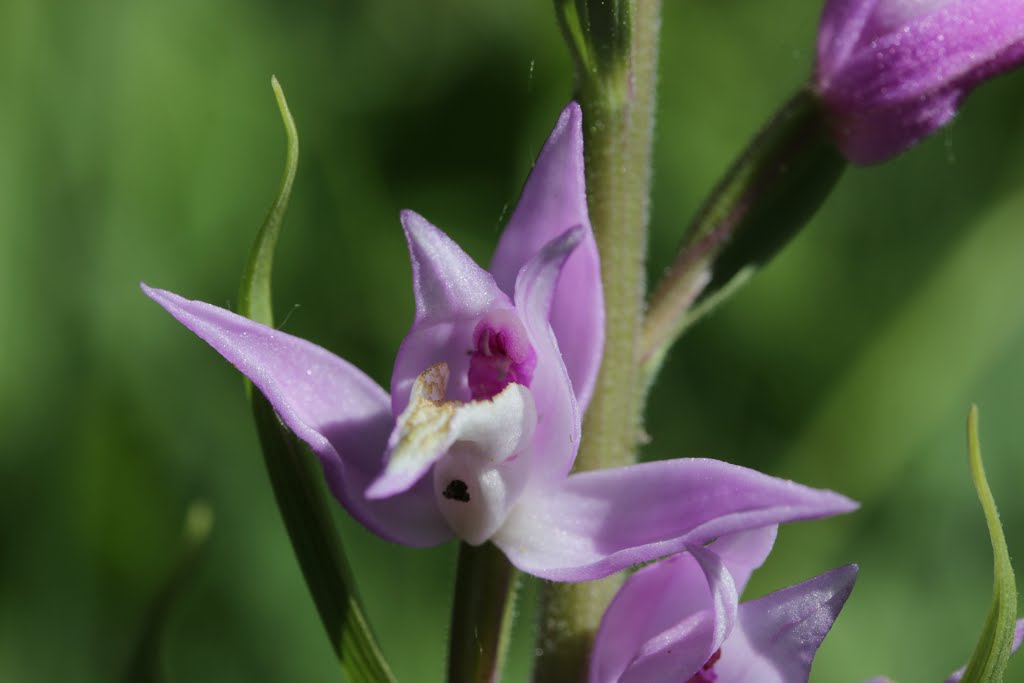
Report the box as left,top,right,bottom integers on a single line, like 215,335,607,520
560,100,582,127
515,225,586,290
807,563,859,611
400,209,434,251
828,489,860,514
801,482,858,517
538,224,585,260
398,208,505,321
365,472,413,500
560,223,585,248
400,208,429,233
549,102,584,167
141,282,185,310
832,562,859,586
820,563,859,611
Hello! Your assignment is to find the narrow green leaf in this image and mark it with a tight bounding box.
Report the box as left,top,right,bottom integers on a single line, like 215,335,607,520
239,78,396,683
960,405,1017,683
252,395,397,683
123,501,214,683
238,75,299,327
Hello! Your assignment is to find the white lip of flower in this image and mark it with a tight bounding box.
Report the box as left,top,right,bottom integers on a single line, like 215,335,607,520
367,362,537,545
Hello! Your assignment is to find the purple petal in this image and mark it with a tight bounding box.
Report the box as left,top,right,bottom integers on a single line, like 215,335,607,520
714,565,859,683
592,545,739,683
816,0,1024,163
390,316,482,413
821,87,962,166
142,284,451,547
591,546,738,683
492,458,857,581
943,618,1024,683
490,102,604,411
708,526,779,597
402,209,505,324
816,0,882,79
392,212,513,413
514,227,584,487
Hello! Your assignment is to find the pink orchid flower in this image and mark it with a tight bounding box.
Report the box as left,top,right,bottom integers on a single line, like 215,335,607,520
145,103,855,581
590,526,857,682
814,0,1024,163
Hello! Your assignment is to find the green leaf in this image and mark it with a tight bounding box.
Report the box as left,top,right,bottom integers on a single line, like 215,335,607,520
239,78,396,683
252,395,396,683
238,75,298,328
122,501,214,683
960,405,1018,683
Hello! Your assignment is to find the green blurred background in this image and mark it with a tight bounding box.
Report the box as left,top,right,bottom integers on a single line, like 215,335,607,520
3,0,1024,680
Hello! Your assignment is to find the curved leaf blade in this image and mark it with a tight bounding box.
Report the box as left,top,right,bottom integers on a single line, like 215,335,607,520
960,405,1017,683
240,78,396,683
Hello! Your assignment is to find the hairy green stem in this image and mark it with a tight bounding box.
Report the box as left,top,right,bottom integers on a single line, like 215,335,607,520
535,2,662,681
448,543,520,683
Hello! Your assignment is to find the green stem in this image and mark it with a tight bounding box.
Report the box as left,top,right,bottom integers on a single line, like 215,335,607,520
641,89,845,389
536,2,662,681
447,543,520,683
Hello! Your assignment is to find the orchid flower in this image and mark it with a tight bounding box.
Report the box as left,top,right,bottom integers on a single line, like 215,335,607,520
814,0,1024,163
862,619,1024,683
145,103,856,581
590,526,858,683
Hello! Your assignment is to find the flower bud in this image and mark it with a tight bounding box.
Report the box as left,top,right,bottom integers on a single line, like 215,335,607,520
813,0,1024,164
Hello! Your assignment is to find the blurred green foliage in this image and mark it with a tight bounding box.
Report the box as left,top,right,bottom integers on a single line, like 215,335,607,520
2,0,1023,681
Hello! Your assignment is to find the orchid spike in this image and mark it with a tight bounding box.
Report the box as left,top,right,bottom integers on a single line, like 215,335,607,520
814,0,1024,164
145,103,856,581
591,526,858,683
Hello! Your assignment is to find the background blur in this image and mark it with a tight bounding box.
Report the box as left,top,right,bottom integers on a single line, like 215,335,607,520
3,0,1024,681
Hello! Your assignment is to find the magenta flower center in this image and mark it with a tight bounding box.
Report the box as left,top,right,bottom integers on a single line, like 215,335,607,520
685,648,721,683
467,312,537,400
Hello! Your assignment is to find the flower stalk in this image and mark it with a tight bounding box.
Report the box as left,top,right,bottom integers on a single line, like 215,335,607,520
641,89,845,388
448,543,520,683
538,1,663,680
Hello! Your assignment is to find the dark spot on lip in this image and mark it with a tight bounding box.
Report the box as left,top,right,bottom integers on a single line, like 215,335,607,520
443,479,471,502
